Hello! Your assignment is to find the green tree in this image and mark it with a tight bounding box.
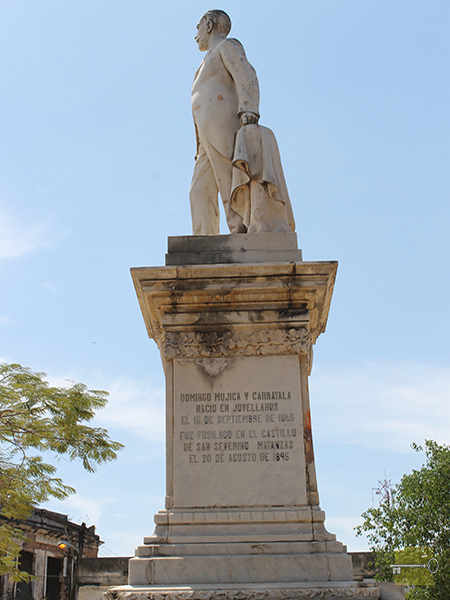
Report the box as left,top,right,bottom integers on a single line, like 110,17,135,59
355,440,450,600
0,363,124,581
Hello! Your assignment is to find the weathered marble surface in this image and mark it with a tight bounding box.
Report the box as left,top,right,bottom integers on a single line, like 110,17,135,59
231,125,295,233
165,233,302,265
172,355,307,508
114,236,379,599
190,10,294,235
105,584,380,600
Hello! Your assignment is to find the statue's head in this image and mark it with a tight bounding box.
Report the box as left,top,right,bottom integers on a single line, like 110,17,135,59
195,10,232,51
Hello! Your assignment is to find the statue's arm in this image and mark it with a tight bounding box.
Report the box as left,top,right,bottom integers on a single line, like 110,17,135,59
220,39,260,125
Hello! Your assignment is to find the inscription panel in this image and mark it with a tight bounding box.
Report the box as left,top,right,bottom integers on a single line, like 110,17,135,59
172,355,307,508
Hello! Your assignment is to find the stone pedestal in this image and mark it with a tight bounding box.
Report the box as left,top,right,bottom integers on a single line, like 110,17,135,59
107,234,379,600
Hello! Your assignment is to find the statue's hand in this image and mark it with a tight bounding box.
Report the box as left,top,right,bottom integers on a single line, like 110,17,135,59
240,112,259,126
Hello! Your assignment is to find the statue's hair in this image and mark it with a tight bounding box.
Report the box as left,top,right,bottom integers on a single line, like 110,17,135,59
202,10,232,36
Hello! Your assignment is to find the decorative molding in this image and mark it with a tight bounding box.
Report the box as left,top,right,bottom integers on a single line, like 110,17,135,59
163,328,311,362
146,290,314,344
104,586,379,600
153,507,324,526
154,290,315,307
195,358,231,377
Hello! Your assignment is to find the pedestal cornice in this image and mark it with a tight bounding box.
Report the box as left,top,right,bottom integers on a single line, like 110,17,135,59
131,261,337,372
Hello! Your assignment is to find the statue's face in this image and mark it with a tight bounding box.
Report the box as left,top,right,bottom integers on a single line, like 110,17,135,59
195,17,210,52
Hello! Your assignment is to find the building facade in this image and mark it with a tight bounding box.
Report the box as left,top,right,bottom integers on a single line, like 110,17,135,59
1,509,101,600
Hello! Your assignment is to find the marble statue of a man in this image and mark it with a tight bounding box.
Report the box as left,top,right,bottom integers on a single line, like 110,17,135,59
190,10,295,235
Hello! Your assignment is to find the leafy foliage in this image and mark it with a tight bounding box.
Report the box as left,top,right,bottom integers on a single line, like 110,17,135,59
355,440,450,599
0,363,124,581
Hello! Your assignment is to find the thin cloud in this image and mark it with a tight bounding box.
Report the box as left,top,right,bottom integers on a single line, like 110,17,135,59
0,204,51,259
99,378,165,442
98,533,142,558
29,369,165,443
311,361,450,452
37,280,57,293
45,493,116,527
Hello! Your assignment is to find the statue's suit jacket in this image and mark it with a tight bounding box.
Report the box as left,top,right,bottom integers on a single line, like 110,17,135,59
191,38,260,161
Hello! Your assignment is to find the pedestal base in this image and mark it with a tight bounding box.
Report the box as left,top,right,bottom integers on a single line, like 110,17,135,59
129,544,353,587
129,506,351,585
121,506,372,592
105,583,379,600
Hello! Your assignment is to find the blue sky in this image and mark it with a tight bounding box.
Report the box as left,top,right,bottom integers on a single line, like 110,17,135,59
1,1,449,557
